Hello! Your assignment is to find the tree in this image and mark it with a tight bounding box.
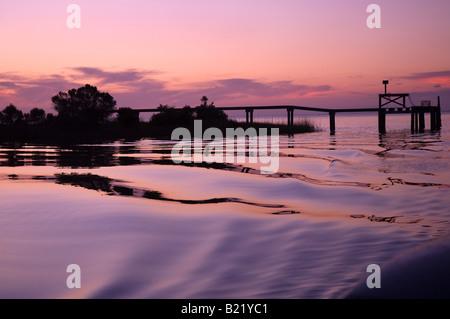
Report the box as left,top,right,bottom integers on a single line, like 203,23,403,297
24,108,46,125
150,104,194,126
194,96,228,124
51,84,116,127
117,107,140,127
200,96,209,107
0,104,24,125
45,113,57,125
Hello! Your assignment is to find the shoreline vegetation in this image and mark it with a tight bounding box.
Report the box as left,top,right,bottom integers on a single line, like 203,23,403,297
0,120,316,144
0,84,316,144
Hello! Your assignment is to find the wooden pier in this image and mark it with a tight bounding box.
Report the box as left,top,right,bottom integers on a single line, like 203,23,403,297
134,100,442,134
128,82,442,134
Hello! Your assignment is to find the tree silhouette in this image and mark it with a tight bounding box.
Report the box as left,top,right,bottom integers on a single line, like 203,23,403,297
24,108,46,125
200,96,209,107
150,104,194,126
52,84,116,127
117,107,139,127
194,96,228,124
0,104,24,125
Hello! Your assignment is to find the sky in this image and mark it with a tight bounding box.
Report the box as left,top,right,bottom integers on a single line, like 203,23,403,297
1,0,450,113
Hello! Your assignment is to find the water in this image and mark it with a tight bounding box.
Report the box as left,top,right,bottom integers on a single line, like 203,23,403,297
1,113,449,299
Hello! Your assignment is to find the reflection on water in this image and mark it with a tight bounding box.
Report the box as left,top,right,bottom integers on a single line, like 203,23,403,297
0,144,140,168
54,173,284,208
350,214,423,224
1,114,450,299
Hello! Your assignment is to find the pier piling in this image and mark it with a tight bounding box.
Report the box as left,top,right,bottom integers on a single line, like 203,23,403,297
329,111,336,135
431,108,437,131
419,109,425,132
246,108,254,124
437,96,442,129
287,107,294,126
378,108,386,134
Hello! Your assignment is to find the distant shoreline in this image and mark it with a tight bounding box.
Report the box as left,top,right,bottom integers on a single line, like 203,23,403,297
0,119,316,144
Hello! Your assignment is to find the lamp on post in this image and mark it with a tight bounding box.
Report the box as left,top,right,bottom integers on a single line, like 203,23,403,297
382,80,389,94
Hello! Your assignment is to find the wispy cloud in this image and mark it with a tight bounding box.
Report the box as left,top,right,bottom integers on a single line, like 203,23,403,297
406,71,450,79
402,70,450,88
207,78,331,98
165,78,332,106
0,67,333,111
0,73,78,109
70,67,159,85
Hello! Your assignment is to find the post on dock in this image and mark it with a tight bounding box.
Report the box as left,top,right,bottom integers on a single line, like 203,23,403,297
378,108,386,134
419,109,425,132
430,107,437,131
414,108,419,132
329,111,336,135
246,108,254,124
437,96,442,129
287,107,294,127
411,107,416,133
430,96,443,131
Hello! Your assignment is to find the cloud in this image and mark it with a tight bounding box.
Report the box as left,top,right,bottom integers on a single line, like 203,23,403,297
401,70,450,89
210,78,331,98
406,71,450,79
166,78,332,107
70,67,158,85
0,81,20,89
0,73,79,110
0,68,333,111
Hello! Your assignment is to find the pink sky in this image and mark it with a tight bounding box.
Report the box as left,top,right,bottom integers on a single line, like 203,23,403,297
1,0,449,112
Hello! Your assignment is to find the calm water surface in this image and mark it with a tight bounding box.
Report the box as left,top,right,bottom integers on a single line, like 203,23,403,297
1,114,449,298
